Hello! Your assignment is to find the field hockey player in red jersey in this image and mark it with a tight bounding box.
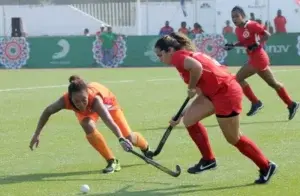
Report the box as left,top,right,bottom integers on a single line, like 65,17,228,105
154,32,277,184
224,6,299,119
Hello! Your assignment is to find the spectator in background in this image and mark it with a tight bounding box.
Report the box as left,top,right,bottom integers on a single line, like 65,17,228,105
274,9,287,33
99,26,117,65
191,23,204,35
96,24,106,36
178,21,189,35
159,21,174,36
255,19,262,25
222,20,233,35
264,21,274,34
250,12,255,20
84,28,90,36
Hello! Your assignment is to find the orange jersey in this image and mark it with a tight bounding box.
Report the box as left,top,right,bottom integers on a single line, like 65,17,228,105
62,82,133,137
63,82,119,118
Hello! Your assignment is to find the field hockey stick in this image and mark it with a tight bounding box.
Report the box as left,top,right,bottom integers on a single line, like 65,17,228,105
147,97,190,158
129,149,181,177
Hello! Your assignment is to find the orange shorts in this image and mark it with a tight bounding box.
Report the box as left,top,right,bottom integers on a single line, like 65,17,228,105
248,49,270,71
75,109,132,137
210,80,243,116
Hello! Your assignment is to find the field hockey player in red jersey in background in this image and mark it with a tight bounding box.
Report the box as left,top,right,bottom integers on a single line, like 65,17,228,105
224,6,299,119
29,75,150,174
154,32,277,184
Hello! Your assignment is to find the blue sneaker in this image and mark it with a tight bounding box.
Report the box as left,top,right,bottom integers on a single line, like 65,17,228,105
254,161,277,184
247,100,263,116
288,102,299,120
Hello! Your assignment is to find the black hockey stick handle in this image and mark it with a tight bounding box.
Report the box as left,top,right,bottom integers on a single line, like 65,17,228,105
152,97,190,156
172,97,190,121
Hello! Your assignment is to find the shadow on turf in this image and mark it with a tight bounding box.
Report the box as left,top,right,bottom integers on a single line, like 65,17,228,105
143,119,289,131
0,163,169,186
85,183,255,196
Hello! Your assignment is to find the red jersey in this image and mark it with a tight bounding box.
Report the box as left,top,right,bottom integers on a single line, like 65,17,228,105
235,21,266,53
171,50,234,98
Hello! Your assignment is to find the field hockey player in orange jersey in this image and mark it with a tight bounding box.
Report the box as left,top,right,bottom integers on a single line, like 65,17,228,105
29,75,150,174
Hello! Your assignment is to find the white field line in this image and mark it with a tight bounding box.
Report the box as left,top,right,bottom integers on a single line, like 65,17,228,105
0,68,299,93
146,78,179,82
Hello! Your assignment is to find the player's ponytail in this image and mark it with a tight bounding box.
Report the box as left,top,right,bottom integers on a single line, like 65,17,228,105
232,6,246,18
155,32,196,52
68,75,87,95
169,32,196,51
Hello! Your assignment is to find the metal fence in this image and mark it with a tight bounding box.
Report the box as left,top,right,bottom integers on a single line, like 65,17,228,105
0,0,299,36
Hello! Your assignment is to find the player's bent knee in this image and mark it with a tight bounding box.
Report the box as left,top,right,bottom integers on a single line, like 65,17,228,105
182,115,196,127
237,79,247,86
80,118,97,135
235,71,247,83
125,132,135,143
224,135,240,145
269,81,283,90
182,115,190,127
217,113,241,145
235,76,242,83
183,96,214,127
221,128,241,145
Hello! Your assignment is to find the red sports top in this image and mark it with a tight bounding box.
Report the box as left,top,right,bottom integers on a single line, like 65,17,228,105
171,50,234,98
235,20,266,54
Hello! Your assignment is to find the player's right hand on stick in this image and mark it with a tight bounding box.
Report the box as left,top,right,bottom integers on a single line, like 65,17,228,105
29,133,40,151
169,116,182,127
119,137,133,152
224,43,235,51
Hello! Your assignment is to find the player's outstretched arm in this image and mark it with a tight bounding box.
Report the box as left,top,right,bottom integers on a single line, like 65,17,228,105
35,97,65,135
92,96,133,151
29,97,65,150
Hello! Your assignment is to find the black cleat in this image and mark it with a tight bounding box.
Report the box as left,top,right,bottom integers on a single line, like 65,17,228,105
288,102,299,120
187,158,217,174
255,161,277,184
102,159,121,174
247,100,264,116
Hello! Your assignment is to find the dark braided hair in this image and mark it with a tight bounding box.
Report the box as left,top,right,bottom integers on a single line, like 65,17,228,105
155,32,196,52
231,6,246,18
68,75,88,110
69,75,81,83
68,75,87,95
